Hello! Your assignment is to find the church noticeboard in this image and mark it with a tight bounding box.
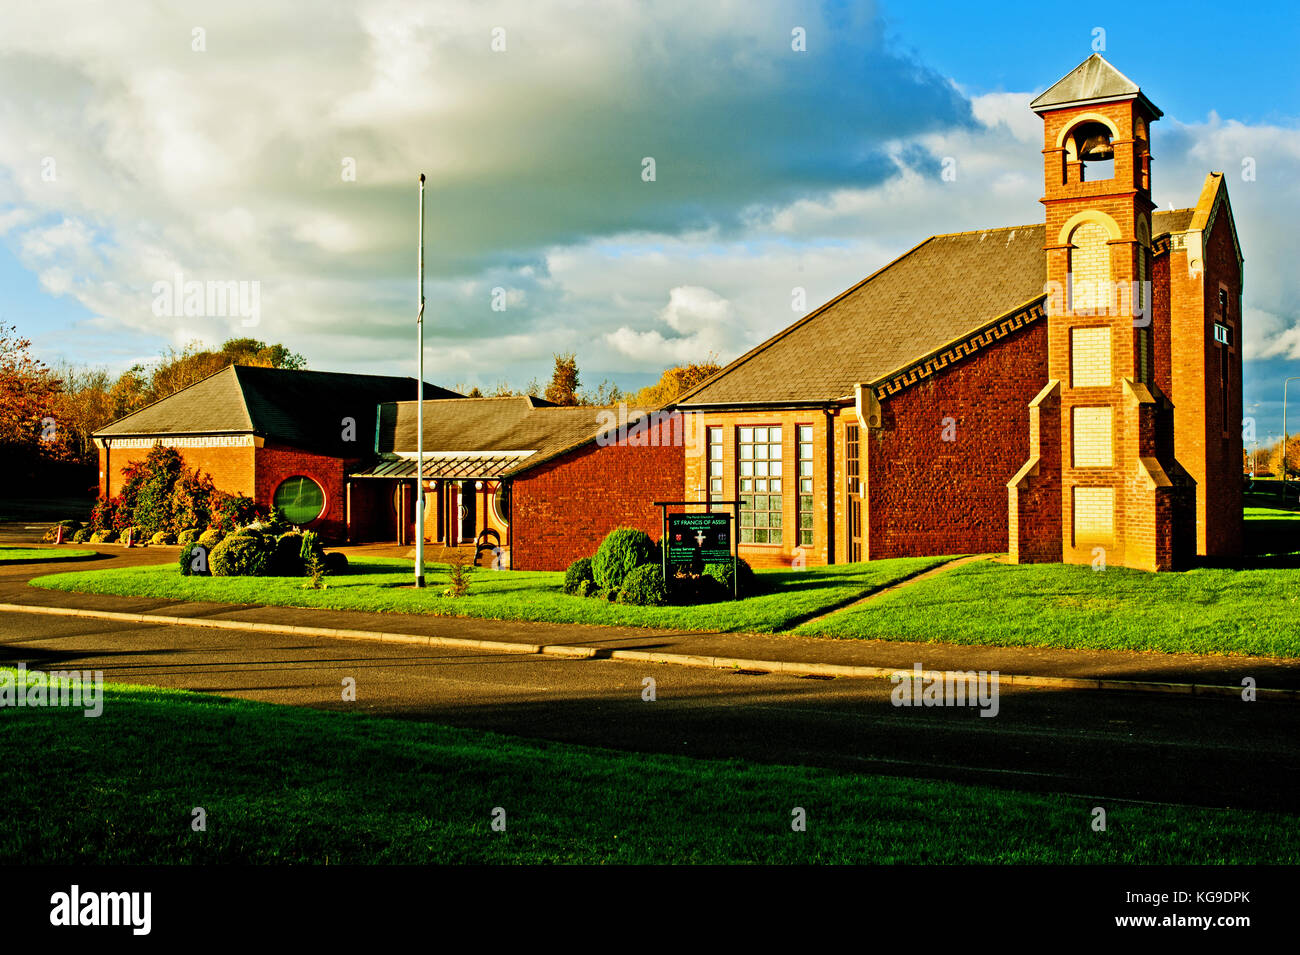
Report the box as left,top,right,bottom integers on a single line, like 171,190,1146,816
666,513,733,566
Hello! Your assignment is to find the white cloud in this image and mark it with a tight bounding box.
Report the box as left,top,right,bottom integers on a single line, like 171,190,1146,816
0,1,1294,392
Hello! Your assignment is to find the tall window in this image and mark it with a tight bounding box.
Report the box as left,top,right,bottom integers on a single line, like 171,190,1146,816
797,425,813,547
1136,244,1152,385
845,423,861,562
1219,290,1231,433
707,427,724,511
739,426,782,544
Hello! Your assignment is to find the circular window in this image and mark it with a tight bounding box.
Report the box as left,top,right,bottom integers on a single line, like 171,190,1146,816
274,476,325,525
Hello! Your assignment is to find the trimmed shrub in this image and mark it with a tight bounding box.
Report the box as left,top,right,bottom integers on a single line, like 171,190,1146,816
197,528,224,551
323,551,349,575
150,531,175,546
209,535,273,577
269,532,306,576
178,542,211,577
177,528,201,546
703,559,757,598
617,563,668,606
591,527,657,592
563,557,595,596
70,528,92,543
89,529,118,544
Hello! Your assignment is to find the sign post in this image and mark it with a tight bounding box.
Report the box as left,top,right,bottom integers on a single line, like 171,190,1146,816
656,500,740,600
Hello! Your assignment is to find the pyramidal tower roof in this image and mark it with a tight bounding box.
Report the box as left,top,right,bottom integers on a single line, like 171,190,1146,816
1030,53,1162,117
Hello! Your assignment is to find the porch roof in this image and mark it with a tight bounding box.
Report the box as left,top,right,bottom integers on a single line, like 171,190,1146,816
349,452,532,481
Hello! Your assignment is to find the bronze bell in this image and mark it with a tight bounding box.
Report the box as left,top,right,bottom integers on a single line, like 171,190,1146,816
1078,131,1114,160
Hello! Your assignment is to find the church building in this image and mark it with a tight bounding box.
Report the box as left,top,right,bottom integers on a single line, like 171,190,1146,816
675,55,1243,572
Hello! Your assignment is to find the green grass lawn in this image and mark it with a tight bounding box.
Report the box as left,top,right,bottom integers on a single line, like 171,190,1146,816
0,546,95,564
1,672,1293,864
30,554,950,633
797,559,1300,657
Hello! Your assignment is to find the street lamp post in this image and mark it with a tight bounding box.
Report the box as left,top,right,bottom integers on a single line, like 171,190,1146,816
415,174,426,588
1284,377,1300,507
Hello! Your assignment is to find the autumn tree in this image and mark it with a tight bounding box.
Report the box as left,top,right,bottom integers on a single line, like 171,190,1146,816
0,322,66,457
148,338,307,402
634,357,722,407
544,352,580,406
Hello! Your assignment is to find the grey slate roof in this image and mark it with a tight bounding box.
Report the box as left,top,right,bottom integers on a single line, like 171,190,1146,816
678,210,1191,408
95,365,459,457
1029,54,1161,117
373,396,659,478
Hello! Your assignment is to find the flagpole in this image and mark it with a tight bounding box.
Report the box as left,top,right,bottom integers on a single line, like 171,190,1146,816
415,173,426,588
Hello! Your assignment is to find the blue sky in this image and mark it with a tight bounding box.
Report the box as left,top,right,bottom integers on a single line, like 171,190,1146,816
0,0,1296,444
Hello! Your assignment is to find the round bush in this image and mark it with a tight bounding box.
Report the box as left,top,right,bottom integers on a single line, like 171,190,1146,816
617,563,668,606
703,559,757,598
150,531,175,546
270,532,306,576
197,528,223,550
323,551,349,575
591,527,658,592
177,528,202,546
178,542,211,577
563,557,595,596
70,528,92,543
209,535,273,577
90,529,118,544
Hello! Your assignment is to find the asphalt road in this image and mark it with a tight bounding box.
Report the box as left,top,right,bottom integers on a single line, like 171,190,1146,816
2,605,1297,814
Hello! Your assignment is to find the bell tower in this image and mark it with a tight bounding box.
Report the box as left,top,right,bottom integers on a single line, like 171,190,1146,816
1009,55,1191,571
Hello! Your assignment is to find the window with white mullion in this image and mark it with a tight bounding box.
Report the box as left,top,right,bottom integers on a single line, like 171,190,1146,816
738,426,783,544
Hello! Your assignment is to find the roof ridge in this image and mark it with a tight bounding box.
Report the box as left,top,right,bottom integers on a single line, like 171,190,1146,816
229,365,256,432
673,233,941,406
93,364,245,436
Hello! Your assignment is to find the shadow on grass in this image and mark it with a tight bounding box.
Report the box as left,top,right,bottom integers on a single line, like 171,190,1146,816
0,551,107,567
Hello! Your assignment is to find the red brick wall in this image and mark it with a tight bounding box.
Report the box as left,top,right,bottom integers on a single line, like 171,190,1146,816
1164,208,1244,558
866,319,1049,559
101,438,357,541
511,418,686,571
101,442,255,499
255,443,357,542
1200,214,1245,557
1008,381,1063,563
